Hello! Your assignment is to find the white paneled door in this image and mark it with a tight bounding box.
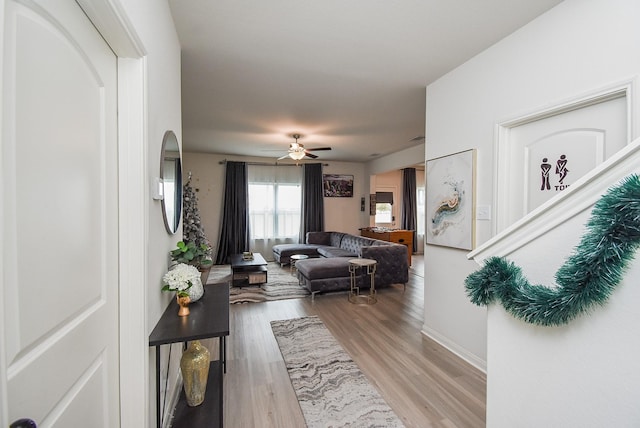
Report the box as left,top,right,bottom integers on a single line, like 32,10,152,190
1,0,119,426
498,93,628,231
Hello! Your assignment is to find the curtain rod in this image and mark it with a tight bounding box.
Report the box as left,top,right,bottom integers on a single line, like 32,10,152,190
218,159,329,167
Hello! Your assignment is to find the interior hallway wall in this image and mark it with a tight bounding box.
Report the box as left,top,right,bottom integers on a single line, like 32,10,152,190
115,1,183,426
423,0,640,372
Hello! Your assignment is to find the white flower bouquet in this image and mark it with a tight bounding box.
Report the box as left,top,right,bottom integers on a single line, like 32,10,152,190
162,263,201,297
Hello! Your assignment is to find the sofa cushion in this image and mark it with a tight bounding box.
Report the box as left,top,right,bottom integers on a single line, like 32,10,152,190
329,232,346,247
317,247,357,258
272,243,324,264
272,243,320,258
339,235,376,255
306,231,332,245
295,257,352,280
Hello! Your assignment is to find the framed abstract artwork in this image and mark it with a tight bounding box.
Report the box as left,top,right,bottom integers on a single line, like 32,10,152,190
323,174,354,197
426,149,476,250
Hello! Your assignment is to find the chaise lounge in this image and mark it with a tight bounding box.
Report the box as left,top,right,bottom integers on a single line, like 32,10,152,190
272,231,409,299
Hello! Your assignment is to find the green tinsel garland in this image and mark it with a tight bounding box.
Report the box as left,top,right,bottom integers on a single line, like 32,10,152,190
465,174,640,326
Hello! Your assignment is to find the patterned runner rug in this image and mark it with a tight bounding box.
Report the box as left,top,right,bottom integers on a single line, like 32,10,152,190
206,262,310,304
271,316,405,428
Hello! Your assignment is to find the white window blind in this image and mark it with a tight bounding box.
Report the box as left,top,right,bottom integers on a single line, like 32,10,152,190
248,165,302,241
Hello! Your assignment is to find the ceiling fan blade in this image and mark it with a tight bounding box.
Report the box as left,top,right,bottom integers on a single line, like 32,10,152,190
277,154,290,160
306,147,332,151
304,151,319,159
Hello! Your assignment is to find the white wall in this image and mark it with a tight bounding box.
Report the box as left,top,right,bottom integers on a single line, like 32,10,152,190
115,1,183,426
368,143,424,176
324,161,368,234
119,0,183,321
366,143,426,228
182,153,368,261
486,217,640,427
425,0,640,419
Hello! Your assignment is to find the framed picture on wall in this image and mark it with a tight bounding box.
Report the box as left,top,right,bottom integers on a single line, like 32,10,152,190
323,174,354,197
426,149,476,250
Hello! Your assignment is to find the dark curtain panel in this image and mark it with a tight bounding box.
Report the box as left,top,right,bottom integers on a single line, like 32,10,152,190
215,161,250,264
401,167,418,252
299,163,324,243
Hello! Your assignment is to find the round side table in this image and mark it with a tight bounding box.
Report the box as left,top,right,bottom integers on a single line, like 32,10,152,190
348,258,377,304
290,254,309,277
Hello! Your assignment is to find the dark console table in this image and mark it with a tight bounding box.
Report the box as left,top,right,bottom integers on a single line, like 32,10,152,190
149,283,229,428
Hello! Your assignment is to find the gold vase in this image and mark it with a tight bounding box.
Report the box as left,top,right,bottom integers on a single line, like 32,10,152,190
176,294,191,316
180,340,210,406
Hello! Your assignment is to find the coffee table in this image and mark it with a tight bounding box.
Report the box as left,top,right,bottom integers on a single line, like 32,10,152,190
230,252,268,286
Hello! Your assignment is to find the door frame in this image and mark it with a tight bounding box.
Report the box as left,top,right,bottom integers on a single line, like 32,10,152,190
76,2,149,427
493,77,639,234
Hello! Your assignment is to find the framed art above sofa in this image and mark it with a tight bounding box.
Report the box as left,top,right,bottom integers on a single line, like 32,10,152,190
323,174,354,197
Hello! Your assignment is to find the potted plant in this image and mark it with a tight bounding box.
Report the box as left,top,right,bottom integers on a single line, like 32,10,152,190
170,240,213,285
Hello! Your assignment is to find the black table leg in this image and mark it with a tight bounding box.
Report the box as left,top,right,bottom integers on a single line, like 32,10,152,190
222,336,226,373
156,346,161,428
219,337,224,427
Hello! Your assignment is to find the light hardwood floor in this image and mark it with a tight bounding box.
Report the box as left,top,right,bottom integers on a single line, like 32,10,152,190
217,255,486,427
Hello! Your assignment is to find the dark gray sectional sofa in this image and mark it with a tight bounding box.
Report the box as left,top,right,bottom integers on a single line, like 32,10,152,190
272,231,409,298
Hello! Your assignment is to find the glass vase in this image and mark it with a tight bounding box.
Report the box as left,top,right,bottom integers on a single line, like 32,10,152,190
180,340,210,406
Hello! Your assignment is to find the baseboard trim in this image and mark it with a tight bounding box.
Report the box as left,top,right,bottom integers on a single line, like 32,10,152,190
421,325,487,373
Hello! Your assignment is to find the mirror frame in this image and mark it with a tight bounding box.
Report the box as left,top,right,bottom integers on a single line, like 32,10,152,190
160,130,182,234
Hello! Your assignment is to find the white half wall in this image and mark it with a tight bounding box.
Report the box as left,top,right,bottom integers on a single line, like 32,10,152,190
424,0,640,372
468,137,640,426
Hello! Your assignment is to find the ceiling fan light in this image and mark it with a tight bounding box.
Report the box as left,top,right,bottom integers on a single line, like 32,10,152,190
289,151,305,160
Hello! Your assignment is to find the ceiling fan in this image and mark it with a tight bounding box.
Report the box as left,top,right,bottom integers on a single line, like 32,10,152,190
277,134,331,160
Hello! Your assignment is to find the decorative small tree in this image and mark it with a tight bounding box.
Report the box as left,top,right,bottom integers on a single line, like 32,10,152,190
176,174,213,268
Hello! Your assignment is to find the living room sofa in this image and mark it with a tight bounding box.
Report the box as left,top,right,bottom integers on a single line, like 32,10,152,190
272,231,409,298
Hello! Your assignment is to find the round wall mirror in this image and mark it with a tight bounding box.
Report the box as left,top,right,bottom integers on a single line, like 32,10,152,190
160,130,182,234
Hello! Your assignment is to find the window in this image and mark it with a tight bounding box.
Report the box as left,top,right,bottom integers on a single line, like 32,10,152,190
374,191,394,224
248,165,301,239
375,203,392,223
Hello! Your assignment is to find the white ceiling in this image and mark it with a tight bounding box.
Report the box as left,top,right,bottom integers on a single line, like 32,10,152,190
168,0,563,162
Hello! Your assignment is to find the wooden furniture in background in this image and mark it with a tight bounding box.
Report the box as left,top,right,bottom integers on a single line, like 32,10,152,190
360,227,413,266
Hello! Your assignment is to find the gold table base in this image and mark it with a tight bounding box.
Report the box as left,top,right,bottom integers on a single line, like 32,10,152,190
348,258,377,304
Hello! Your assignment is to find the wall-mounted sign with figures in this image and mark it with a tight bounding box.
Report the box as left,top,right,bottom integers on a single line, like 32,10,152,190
525,130,611,213
540,154,570,192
